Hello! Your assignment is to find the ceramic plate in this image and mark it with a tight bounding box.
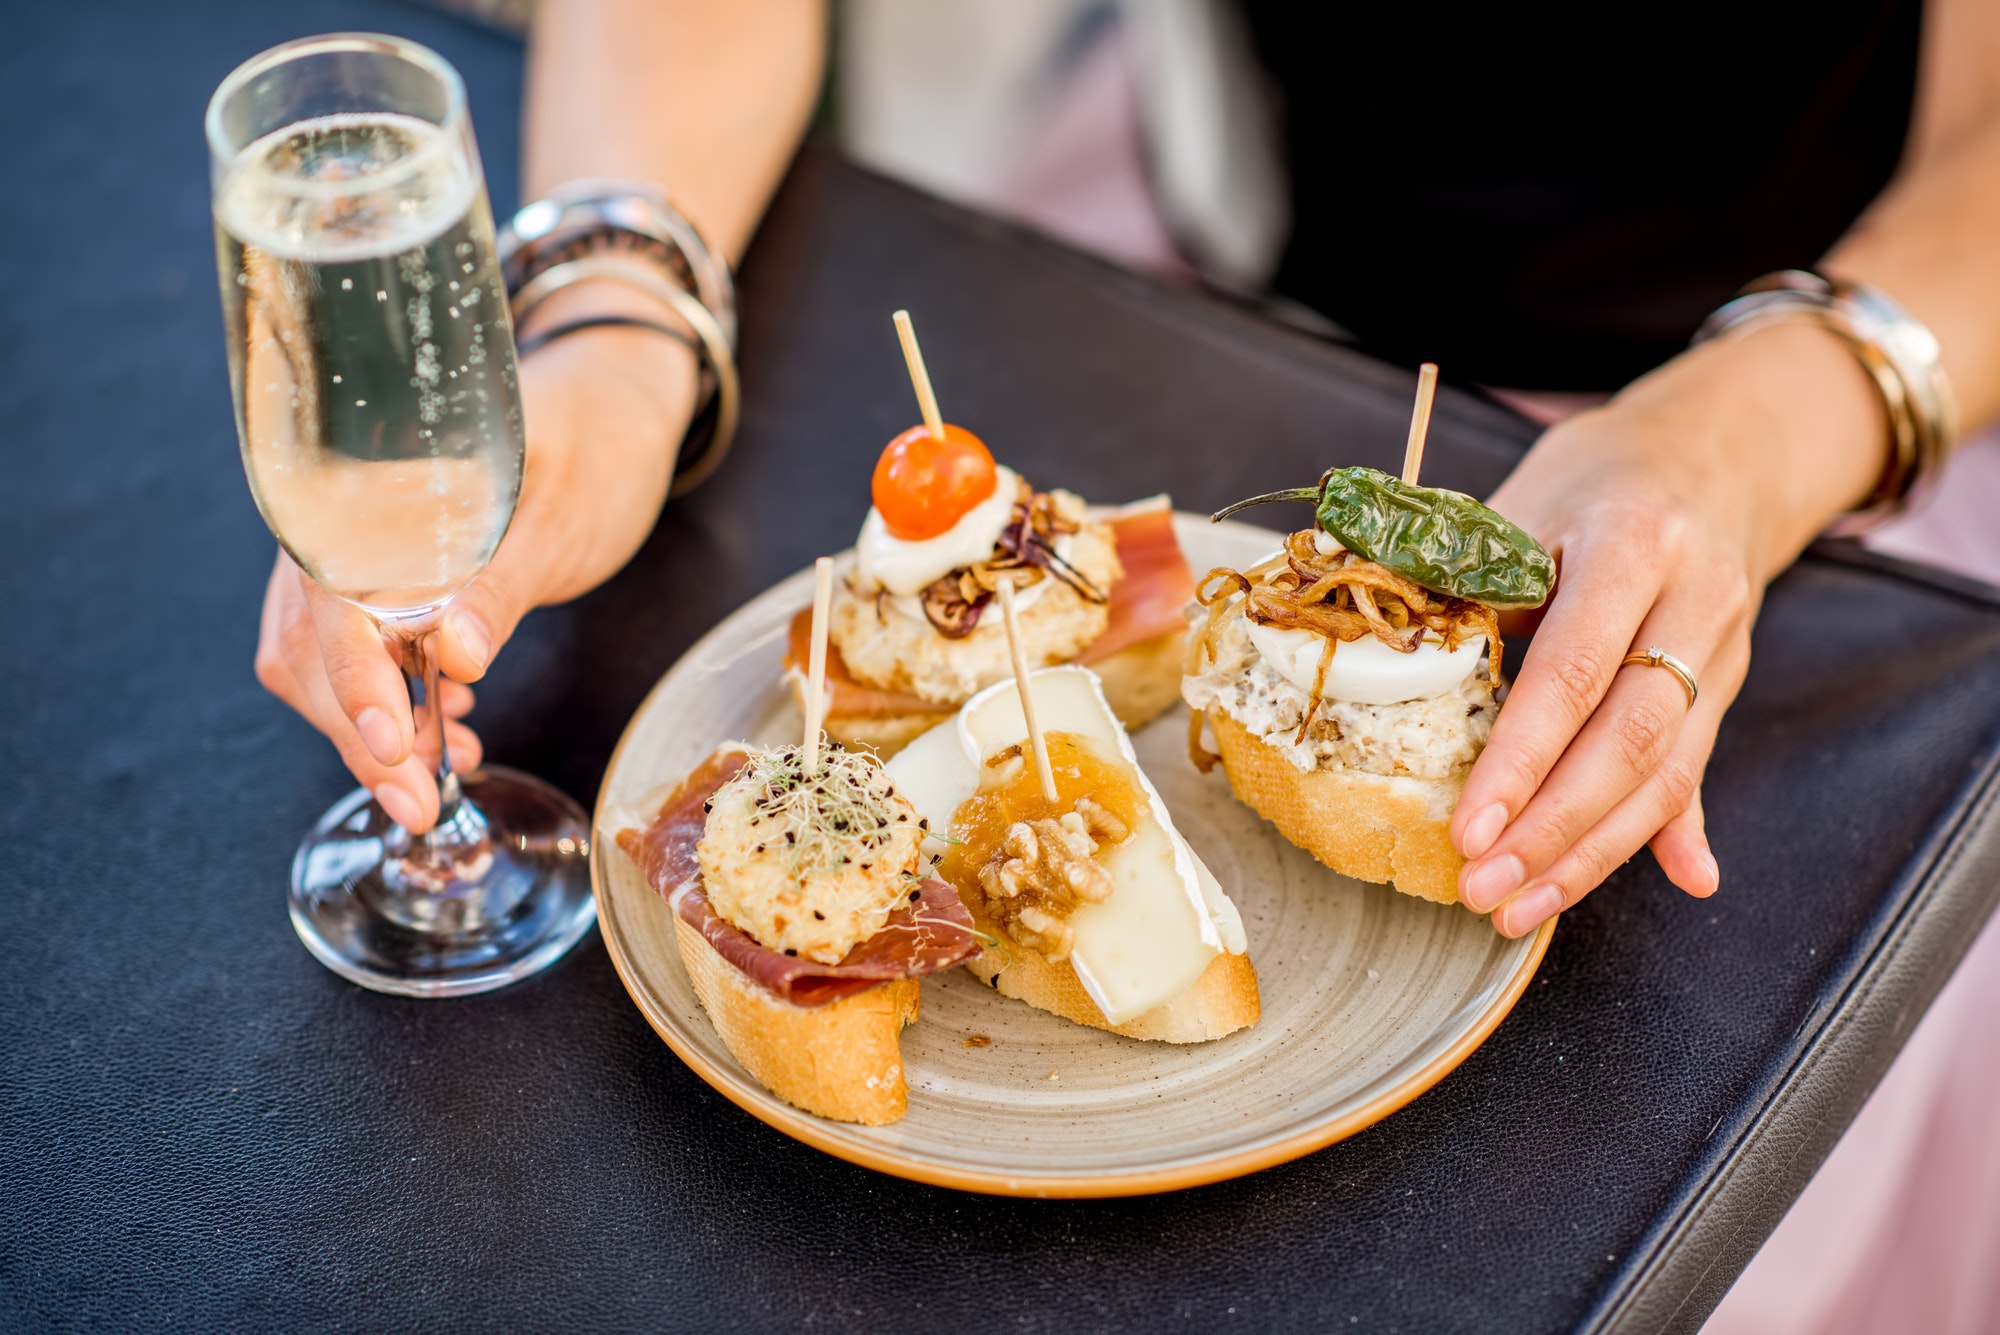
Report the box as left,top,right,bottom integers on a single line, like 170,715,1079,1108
591,516,1554,1197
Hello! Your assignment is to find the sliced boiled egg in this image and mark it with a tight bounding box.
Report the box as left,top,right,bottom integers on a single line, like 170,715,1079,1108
1246,618,1483,705
855,464,1021,598
887,665,1237,1024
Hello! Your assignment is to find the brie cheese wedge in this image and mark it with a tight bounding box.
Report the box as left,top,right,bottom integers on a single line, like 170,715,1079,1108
888,665,1242,1024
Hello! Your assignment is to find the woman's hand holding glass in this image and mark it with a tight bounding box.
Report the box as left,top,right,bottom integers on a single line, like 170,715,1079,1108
255,319,696,835
1454,321,1891,936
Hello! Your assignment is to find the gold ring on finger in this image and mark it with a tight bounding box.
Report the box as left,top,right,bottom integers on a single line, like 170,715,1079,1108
1621,647,1698,709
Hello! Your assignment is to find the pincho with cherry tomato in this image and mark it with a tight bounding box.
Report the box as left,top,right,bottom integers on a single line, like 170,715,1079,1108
781,311,1201,757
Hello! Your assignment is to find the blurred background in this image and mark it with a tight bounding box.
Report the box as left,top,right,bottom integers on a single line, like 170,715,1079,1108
459,0,1282,287
836,0,1285,291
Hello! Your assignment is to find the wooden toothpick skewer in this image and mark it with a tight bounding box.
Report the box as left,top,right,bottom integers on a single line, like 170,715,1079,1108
802,556,834,774
996,579,1059,804
892,309,947,441
1402,362,1439,486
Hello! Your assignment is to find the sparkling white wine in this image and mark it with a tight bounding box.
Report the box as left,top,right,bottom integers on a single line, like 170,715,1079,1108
215,112,522,621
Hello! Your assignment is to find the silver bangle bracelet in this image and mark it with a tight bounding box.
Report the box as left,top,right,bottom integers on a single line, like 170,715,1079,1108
500,178,736,344
498,181,739,498
1693,269,1958,531
510,255,741,498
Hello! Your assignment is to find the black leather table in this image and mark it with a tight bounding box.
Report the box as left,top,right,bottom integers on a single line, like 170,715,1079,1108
9,3,2000,1331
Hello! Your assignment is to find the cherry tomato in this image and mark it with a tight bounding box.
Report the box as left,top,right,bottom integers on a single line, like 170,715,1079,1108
871,423,998,540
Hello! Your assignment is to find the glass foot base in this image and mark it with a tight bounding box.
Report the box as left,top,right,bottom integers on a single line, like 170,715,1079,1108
288,765,596,998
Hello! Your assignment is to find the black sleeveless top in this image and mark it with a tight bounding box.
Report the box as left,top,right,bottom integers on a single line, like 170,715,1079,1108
1241,0,1922,389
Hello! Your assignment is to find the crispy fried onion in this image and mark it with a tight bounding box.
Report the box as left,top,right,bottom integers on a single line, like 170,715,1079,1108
1187,531,1503,766
918,483,1107,638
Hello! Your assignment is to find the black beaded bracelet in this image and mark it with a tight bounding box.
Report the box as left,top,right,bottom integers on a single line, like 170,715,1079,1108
515,314,696,358
511,309,729,496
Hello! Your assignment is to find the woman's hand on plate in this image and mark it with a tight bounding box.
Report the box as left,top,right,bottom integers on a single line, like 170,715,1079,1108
1453,321,1890,935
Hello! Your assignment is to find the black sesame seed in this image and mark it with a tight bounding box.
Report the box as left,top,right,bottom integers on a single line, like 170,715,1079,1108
701,799,712,813
860,863,872,871
919,818,930,830
785,831,796,844
876,816,887,828
909,889,922,901
754,845,764,854
813,910,825,921
785,949,797,957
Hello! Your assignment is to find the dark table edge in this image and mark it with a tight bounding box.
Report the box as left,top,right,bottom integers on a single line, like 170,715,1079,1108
1592,539,2000,1333
1807,533,2000,606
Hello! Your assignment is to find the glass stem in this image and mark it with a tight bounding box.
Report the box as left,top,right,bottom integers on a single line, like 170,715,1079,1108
376,624,495,923
404,626,462,823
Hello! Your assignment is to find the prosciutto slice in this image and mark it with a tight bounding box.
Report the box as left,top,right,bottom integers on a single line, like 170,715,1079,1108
787,501,1198,717
1079,501,1198,663
613,747,981,1007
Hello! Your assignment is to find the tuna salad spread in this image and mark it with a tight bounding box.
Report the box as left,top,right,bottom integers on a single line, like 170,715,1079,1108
1182,605,1496,779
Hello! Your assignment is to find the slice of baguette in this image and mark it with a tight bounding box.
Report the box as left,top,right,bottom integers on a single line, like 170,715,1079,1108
960,903,1259,1043
671,914,919,1125
823,709,955,759
817,626,1187,758
1084,626,1190,733
1208,708,1465,905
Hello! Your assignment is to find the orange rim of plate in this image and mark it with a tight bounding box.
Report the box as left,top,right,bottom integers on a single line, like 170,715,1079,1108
588,640,1557,1199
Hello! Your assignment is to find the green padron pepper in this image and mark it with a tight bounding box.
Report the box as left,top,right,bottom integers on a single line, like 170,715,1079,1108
1213,466,1555,610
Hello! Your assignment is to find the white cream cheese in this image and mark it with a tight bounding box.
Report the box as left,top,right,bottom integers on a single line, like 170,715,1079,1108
887,666,1236,1024
1188,848,1248,955
854,465,1020,598
1245,619,1483,705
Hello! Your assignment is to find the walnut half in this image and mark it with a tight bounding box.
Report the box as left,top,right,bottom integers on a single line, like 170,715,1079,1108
973,798,1131,962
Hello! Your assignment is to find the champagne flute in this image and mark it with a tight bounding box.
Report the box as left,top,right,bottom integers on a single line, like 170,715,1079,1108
208,33,595,996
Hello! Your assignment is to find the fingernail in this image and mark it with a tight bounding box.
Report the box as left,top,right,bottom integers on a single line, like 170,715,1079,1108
1498,883,1565,936
451,611,491,671
374,784,425,831
1461,853,1524,913
1697,850,1721,895
1461,803,1508,860
355,707,403,765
